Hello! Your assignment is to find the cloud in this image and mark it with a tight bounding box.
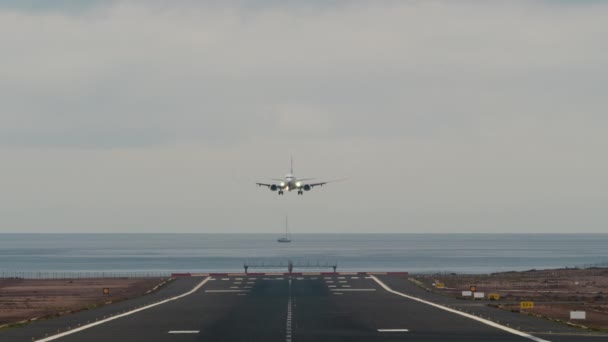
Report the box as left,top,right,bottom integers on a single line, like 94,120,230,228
0,1,607,232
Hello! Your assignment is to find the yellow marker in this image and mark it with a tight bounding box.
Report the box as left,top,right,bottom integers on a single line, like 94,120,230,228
103,288,110,295
488,293,500,300
469,285,477,292
520,301,534,309
435,283,445,289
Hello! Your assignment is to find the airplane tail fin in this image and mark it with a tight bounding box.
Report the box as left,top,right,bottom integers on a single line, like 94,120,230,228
290,155,294,174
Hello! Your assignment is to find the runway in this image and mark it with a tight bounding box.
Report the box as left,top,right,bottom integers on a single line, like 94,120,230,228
2,274,606,342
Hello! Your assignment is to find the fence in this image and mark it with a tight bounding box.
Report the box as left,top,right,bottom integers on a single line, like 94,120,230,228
0,270,171,279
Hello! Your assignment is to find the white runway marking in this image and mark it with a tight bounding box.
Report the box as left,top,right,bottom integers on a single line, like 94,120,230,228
249,277,257,280
235,278,243,280
341,285,351,288
286,279,293,342
339,281,347,283
378,329,409,332
337,277,345,279
168,330,200,334
370,276,551,342
328,285,337,288
35,277,211,342
333,293,344,295
330,288,376,292
351,277,359,279
205,289,250,293
221,278,230,281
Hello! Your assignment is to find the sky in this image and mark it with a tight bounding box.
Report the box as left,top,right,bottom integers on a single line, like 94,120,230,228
0,0,607,233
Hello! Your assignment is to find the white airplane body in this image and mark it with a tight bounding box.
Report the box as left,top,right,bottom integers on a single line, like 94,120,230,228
256,158,335,195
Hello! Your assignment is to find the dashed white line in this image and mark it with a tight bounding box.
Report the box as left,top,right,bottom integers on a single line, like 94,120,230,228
378,329,408,332
330,288,376,292
35,277,211,342
286,279,293,342
205,289,249,293
168,330,200,334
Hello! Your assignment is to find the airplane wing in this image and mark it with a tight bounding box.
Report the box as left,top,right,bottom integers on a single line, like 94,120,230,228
301,178,346,189
256,182,274,188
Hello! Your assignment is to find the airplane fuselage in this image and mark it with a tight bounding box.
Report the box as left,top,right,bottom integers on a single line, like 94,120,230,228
281,173,299,191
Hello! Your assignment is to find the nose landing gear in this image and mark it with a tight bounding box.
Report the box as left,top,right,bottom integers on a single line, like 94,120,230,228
278,190,284,195
297,190,303,195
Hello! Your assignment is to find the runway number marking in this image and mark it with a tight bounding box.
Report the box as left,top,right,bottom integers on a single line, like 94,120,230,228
370,276,551,342
35,277,212,342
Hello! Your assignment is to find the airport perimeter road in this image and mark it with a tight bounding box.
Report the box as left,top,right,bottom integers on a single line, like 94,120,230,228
3,274,606,342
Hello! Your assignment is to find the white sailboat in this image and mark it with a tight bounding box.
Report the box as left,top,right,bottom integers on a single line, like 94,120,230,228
277,216,292,243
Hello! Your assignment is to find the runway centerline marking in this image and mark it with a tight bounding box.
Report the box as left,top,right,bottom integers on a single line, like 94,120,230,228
370,276,551,342
168,330,200,334
35,277,211,342
286,279,293,342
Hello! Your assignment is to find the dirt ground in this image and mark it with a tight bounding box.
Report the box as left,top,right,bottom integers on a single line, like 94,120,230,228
413,268,608,331
0,277,168,327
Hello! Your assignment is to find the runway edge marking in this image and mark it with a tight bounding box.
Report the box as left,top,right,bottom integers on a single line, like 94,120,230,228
370,276,551,342
34,277,212,342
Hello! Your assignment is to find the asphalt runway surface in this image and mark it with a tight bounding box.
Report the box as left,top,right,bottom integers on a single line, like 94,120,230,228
2,274,606,342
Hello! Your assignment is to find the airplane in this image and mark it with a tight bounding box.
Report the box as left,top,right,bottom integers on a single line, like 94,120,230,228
256,157,339,195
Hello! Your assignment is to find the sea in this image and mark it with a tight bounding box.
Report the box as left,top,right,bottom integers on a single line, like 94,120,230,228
0,234,607,277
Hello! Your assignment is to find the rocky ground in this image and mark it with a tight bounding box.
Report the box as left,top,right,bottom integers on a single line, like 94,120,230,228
412,268,608,331
0,277,169,328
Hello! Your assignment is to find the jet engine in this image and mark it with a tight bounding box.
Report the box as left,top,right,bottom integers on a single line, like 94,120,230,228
303,184,311,191
270,184,278,191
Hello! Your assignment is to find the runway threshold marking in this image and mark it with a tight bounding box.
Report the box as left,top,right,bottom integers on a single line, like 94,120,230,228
370,276,551,342
168,330,200,334
35,277,212,342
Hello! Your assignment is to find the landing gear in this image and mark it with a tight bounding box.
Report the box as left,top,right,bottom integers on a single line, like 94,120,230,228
297,190,303,195
278,190,284,195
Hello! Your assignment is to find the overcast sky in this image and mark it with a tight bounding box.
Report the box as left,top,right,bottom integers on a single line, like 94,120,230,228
0,1,607,233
